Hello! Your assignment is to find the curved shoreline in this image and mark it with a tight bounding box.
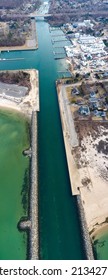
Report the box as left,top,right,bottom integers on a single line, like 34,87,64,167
0,69,39,117
91,223,108,240
0,69,39,259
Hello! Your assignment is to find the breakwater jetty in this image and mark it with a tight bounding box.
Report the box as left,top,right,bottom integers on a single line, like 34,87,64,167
0,69,39,259
19,111,39,259
29,111,39,259
76,195,94,260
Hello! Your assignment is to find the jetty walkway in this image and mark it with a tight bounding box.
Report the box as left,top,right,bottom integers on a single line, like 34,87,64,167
76,196,94,260
19,111,39,259
29,111,39,259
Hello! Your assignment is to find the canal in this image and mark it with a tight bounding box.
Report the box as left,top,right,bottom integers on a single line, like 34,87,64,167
0,20,85,259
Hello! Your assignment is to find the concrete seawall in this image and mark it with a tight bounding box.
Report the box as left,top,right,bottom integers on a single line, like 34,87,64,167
76,195,94,260
29,110,39,260
56,84,94,259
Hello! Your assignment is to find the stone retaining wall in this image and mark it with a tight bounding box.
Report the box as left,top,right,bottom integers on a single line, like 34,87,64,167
76,195,94,260
29,110,39,260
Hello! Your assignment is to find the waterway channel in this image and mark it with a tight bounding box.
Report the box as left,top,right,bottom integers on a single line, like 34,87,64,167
0,20,86,259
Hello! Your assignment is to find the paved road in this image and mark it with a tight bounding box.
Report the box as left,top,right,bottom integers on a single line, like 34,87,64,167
61,85,78,148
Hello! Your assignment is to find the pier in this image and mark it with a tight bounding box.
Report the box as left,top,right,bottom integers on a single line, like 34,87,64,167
52,39,68,43
52,46,66,59
54,57,66,60
58,71,69,73
57,71,72,77
51,34,66,37
53,46,65,49
53,51,65,55
49,27,61,32
0,58,25,62
54,54,66,59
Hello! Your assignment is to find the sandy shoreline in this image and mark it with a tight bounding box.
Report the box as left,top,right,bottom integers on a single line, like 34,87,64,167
91,224,108,241
56,82,108,239
0,69,39,117
0,70,39,259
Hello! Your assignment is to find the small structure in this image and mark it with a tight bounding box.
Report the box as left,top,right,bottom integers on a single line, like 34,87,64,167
79,106,90,116
73,23,78,28
90,92,96,98
90,101,99,110
102,72,108,78
72,87,79,95
100,111,106,117
93,110,100,116
87,54,92,60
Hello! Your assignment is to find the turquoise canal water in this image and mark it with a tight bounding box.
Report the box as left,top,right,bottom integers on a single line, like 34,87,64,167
0,20,86,259
0,110,29,260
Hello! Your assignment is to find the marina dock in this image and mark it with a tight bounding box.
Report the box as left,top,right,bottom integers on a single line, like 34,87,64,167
0,58,25,61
